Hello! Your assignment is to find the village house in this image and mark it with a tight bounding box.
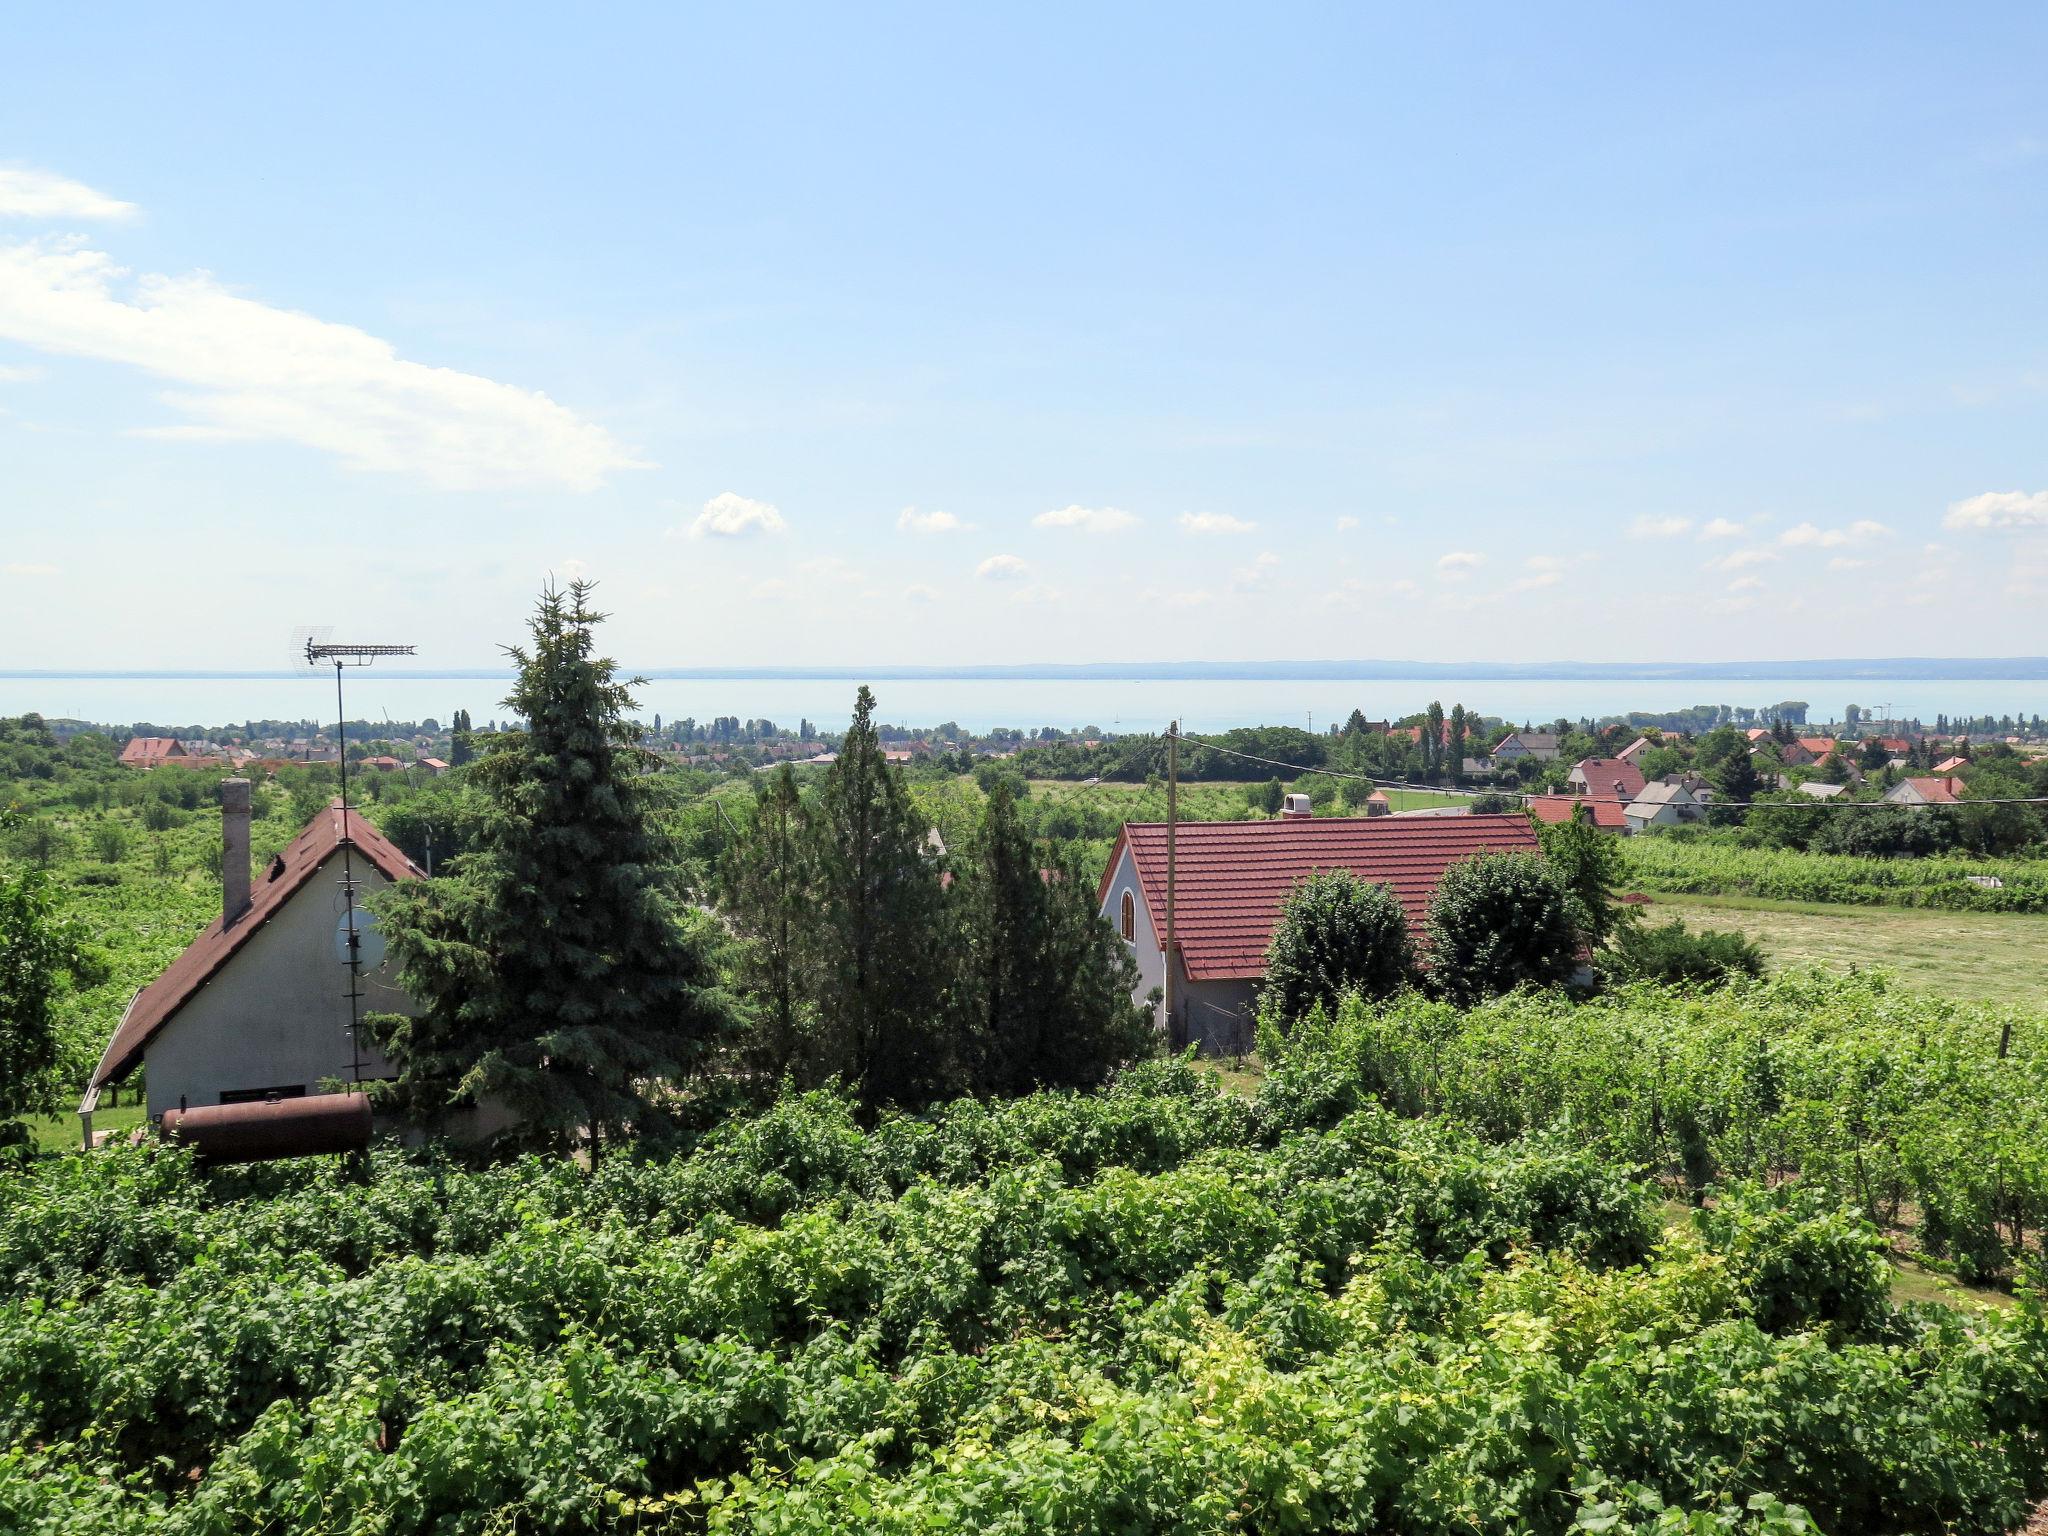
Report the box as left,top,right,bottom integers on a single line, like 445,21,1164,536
1885,776,1962,808
1932,755,1969,775
1567,757,1646,802
1616,737,1655,765
1623,779,1703,833
1796,780,1849,800
1490,730,1560,763
1096,811,1541,1054
118,736,189,769
78,781,424,1137
1526,793,1627,831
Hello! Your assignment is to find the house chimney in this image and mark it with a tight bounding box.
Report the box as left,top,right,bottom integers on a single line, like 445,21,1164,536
1281,793,1313,819
221,777,252,926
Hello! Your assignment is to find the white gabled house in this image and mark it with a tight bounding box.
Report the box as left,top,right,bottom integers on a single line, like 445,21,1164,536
79,781,424,1138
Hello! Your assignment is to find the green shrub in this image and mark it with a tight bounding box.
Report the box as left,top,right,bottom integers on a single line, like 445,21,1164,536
1603,918,1764,988
1260,869,1416,1024
1423,850,1579,1004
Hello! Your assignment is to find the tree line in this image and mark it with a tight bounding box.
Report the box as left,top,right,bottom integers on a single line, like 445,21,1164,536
364,584,1152,1158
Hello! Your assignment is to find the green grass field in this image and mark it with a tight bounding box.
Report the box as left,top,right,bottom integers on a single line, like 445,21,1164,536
1644,891,2048,1007
21,1101,145,1154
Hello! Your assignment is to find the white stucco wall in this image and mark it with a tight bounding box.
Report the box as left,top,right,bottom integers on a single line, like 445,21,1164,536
1098,845,1260,1054
143,852,414,1116
1099,844,1166,1024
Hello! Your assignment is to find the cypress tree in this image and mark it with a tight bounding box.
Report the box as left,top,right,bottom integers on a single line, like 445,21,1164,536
958,781,1152,1096
720,764,808,1075
799,686,956,1106
369,582,737,1157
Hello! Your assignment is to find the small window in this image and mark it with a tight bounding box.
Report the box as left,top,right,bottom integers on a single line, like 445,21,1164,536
1119,890,1136,943
218,1084,308,1106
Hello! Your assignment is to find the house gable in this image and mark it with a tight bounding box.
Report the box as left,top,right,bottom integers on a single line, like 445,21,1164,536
87,800,420,1098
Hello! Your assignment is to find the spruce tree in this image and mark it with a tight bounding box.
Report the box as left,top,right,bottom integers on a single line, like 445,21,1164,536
799,686,956,1106
369,582,736,1157
958,781,1151,1096
1709,747,1764,827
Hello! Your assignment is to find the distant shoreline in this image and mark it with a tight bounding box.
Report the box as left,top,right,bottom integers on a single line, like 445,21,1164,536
6,658,2048,683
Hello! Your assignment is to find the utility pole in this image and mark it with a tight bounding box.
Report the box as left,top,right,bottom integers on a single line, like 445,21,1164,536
1165,720,1179,1048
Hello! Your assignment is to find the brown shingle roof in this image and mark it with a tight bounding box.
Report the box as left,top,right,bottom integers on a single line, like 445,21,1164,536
86,801,421,1092
1099,814,1541,981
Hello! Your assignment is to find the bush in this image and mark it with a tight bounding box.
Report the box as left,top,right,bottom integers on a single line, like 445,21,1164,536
1603,918,1764,988
1261,869,1416,1023
1423,851,1579,1004
88,821,126,865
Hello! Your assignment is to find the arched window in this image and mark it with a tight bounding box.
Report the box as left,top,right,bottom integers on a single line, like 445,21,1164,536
1119,890,1136,943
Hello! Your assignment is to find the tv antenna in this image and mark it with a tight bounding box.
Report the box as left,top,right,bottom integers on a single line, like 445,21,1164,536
293,629,417,1089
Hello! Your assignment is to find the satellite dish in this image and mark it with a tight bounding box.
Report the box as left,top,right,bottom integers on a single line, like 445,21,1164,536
335,908,387,971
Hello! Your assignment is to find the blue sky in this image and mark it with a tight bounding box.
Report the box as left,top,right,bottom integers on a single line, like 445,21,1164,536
2,4,2044,670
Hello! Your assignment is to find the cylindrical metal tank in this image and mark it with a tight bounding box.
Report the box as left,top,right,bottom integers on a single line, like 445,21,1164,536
160,1092,372,1164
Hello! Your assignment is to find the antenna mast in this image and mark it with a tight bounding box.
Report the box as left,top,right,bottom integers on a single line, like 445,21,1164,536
303,637,417,1089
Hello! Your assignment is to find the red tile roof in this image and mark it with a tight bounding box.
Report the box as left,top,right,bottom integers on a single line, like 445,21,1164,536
1570,758,1646,800
118,736,187,766
87,800,421,1092
1099,814,1542,981
1898,776,1962,805
1526,795,1627,830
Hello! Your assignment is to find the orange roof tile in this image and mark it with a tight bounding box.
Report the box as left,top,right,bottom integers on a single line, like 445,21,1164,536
1526,795,1627,830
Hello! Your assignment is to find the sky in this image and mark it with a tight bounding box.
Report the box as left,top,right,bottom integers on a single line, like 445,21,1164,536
2,4,2045,671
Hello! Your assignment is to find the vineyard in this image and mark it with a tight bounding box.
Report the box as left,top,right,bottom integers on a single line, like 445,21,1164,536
1618,836,2048,913
6,992,2048,1535
1267,973,2048,1285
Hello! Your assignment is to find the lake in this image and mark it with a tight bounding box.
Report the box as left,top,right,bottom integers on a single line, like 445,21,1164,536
6,675,2045,735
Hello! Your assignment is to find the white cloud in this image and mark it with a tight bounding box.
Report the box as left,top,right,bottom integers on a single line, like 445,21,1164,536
904,582,938,603
1390,577,1421,596
3,561,59,576
798,555,864,584
1698,518,1746,540
1725,575,1765,593
0,361,42,382
1232,551,1281,592
976,553,1029,581
1779,520,1889,549
1034,504,1136,534
0,167,137,222
1436,550,1486,580
1707,546,1778,573
1945,489,2048,531
1334,515,1360,532
0,235,641,490
896,506,964,534
1628,515,1692,539
1509,554,1585,593
1178,511,1256,536
682,492,785,539
1140,587,1214,609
